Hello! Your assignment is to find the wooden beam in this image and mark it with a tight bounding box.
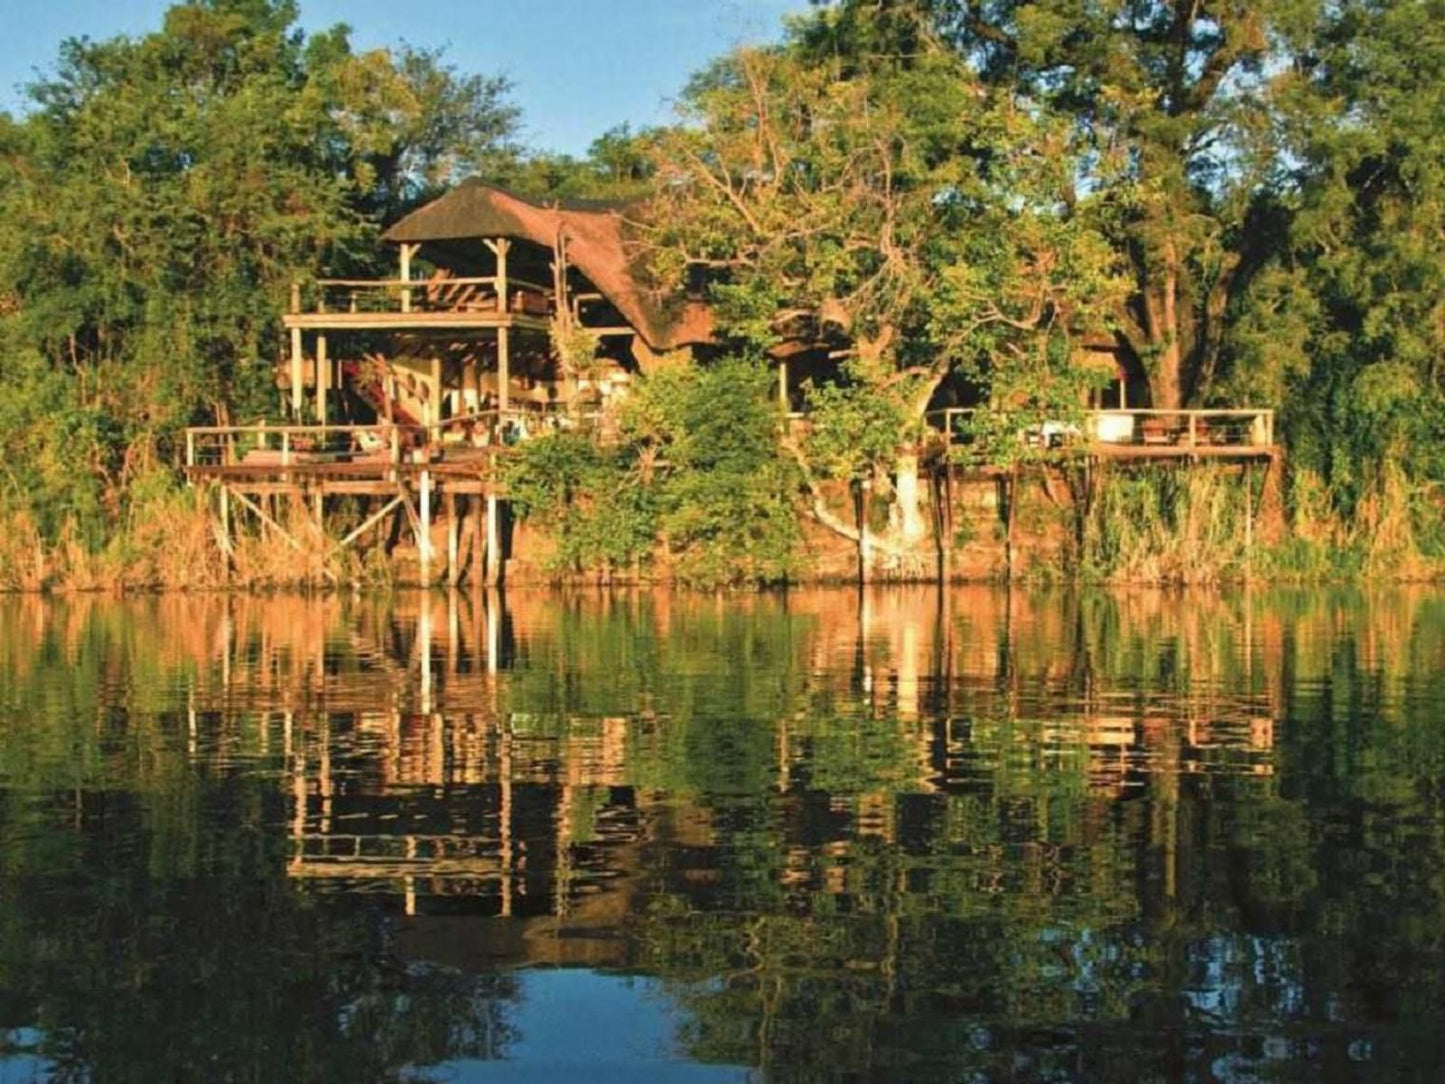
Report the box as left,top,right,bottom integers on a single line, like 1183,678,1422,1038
232,490,304,553
336,495,404,550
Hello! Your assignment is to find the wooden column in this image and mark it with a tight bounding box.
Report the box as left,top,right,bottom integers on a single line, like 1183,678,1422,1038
418,469,433,586
218,484,232,576
290,327,304,419
778,359,789,413
315,333,328,423
446,491,460,587
498,326,510,415
471,496,485,586
494,237,510,315
485,494,502,585
399,243,415,313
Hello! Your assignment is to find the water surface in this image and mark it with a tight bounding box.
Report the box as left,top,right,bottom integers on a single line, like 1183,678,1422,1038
1,588,1443,1082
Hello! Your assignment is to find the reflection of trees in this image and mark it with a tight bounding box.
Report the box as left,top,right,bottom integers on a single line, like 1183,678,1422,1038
1,586,1444,1079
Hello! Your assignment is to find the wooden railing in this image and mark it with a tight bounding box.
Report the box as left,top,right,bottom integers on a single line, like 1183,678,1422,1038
184,423,415,469
290,275,555,319
184,406,602,469
925,408,1276,452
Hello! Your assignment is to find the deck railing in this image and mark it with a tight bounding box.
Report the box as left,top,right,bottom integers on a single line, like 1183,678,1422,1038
926,408,1276,452
184,406,600,469
291,276,555,319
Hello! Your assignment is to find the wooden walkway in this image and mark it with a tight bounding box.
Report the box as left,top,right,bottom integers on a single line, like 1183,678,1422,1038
928,407,1277,462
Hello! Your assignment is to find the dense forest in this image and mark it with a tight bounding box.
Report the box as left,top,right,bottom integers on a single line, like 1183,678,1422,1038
0,0,1442,587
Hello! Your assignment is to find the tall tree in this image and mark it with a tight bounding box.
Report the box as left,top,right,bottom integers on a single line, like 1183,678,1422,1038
644,33,1122,565
804,0,1318,409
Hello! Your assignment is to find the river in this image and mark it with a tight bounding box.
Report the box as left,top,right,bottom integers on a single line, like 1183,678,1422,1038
0,588,1441,1081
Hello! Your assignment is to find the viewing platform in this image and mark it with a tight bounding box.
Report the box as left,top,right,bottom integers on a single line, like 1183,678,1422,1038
281,271,557,334
928,407,1278,462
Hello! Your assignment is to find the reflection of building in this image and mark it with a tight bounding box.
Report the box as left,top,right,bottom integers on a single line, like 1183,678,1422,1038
150,586,1286,970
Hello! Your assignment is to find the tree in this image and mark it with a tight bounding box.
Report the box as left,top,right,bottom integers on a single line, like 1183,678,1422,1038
804,0,1322,409
643,31,1122,567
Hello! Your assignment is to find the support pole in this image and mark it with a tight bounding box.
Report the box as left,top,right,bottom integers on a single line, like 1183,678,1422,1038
498,325,510,415
315,333,328,423
419,470,433,586
290,327,304,419
471,495,485,586
485,494,502,585
494,237,510,315
446,491,460,587
778,358,789,413
400,243,414,314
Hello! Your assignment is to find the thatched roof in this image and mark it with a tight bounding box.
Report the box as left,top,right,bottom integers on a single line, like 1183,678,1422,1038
383,181,712,352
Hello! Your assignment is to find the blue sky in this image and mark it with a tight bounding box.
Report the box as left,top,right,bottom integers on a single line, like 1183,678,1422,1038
0,0,807,153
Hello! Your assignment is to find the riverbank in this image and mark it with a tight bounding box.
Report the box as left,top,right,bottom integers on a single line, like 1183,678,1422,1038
2,461,1442,592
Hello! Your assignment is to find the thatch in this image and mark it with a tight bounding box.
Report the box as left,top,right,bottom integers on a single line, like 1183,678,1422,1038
383,181,712,352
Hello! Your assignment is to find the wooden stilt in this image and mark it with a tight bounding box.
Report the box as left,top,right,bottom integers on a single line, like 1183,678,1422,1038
418,470,433,586
485,494,502,585
471,495,485,586
446,491,459,587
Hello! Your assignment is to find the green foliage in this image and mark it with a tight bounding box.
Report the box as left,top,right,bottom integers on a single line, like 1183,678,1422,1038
506,356,800,585
505,432,657,574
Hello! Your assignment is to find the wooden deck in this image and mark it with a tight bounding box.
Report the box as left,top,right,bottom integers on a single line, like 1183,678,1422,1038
928,408,1278,461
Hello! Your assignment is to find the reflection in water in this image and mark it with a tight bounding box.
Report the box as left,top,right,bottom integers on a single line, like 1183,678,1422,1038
1,588,1444,1081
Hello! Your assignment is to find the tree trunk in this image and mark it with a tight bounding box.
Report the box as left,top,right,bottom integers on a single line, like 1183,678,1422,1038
895,446,927,546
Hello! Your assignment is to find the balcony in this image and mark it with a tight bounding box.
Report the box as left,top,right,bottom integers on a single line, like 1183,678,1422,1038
281,273,557,333
929,408,1277,460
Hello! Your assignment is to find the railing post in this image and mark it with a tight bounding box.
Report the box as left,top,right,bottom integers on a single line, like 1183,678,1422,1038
400,244,413,314
282,431,291,467
1188,412,1197,448
186,430,195,468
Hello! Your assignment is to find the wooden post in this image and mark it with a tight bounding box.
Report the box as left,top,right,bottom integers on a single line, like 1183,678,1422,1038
399,243,414,314
498,325,510,415
281,431,291,467
290,327,304,419
1187,411,1197,448
186,430,196,468
494,237,510,315
778,359,789,413
1244,462,1255,577
446,491,459,587
219,484,232,575
471,495,485,586
419,469,433,586
485,494,502,585
429,355,443,442
315,333,328,423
